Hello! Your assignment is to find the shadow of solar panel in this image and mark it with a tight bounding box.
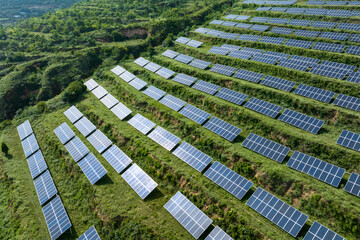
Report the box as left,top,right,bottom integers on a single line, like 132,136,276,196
250,25,270,31
233,69,264,83
259,36,286,45
84,78,99,91
346,45,360,55
208,47,230,55
242,133,290,162
220,44,241,51
205,226,233,240
337,23,360,31
279,109,324,134
134,57,150,67
189,59,211,69
204,161,253,200
156,67,175,79
122,163,158,199
268,18,289,24
174,54,194,64
222,21,237,27
129,77,148,90
162,50,179,59
310,21,337,28
144,62,161,72
87,130,112,154
304,222,346,240
250,17,270,23
17,120,33,141
319,32,349,41
336,129,360,152
175,36,191,44
173,142,212,172
187,40,203,48
293,30,320,38
64,106,83,124
284,39,314,49
216,88,248,105
244,97,283,118
179,104,211,124
111,65,126,76
119,71,136,82
227,50,252,60
288,151,345,187
42,196,71,240
270,27,294,34
294,84,335,103
327,9,351,17
261,76,296,92
78,226,101,240
237,34,261,41
235,23,253,29
210,64,237,76
286,8,306,14
346,71,360,84
312,42,345,53
172,73,197,86
21,134,39,158
219,33,240,40
344,172,360,197
246,188,308,237
27,150,47,179
159,94,186,111
288,19,311,26
164,191,213,239
143,86,166,100
78,153,107,185
277,59,309,72
128,113,156,134
102,145,132,174
333,94,360,112
101,94,119,109
110,102,132,120
192,80,221,95
54,123,75,144
204,117,241,141
65,137,90,162
74,117,96,137
34,170,58,205
148,126,181,151
91,85,108,99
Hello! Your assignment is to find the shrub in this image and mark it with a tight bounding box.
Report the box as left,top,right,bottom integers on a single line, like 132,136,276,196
62,81,86,102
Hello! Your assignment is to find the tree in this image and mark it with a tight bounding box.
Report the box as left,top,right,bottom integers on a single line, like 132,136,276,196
1,142,9,155
62,81,86,102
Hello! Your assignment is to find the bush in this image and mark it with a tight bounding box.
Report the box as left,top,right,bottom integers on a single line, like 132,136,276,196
1,142,9,155
62,81,86,102
36,101,47,113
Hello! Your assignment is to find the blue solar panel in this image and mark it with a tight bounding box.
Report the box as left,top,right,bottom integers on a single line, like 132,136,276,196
293,29,320,38
246,188,308,237
64,106,83,124
173,142,212,172
284,39,314,49
110,102,132,121
78,153,107,185
27,150,48,179
333,94,360,112
172,73,197,86
208,47,230,55
204,161,253,200
174,54,194,64
128,113,156,135
319,32,350,41
227,51,252,60
244,97,283,118
17,120,33,140
259,36,286,45
237,34,261,42
53,123,75,144
346,45,360,56
189,59,211,70
205,226,233,240
261,76,296,92
78,226,101,240
148,126,181,151
102,145,132,174
294,84,335,103
242,133,290,163
312,42,345,53
21,134,40,158
344,172,360,197
192,80,221,95
179,104,211,125
279,109,324,134
210,64,237,76
346,72,360,84
336,129,360,152
204,117,242,141
74,117,97,137
64,137,90,162
87,130,112,154
287,151,345,187
143,86,166,100
159,94,187,111
270,27,294,35
215,88,248,106
304,222,346,240
233,69,264,83
34,170,58,206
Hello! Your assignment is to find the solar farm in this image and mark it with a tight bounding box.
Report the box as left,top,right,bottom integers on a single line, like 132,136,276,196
4,0,360,239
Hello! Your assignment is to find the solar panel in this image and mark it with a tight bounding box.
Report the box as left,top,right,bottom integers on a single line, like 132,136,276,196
175,36,191,44
307,0,325,4
326,10,351,17
111,65,126,76
310,65,348,80
208,47,230,55
220,44,241,51
284,39,314,49
174,54,194,64
236,15,251,20
195,27,210,34
78,226,101,240
210,64,237,76
189,59,211,70
271,7,288,11
256,7,272,11
172,73,197,86
244,97,282,118
242,133,290,163
173,142,212,172
164,191,213,239
122,163,158,199
222,21,237,27
100,94,119,109
128,77,148,90
305,8,327,15
337,129,360,152
42,196,71,240
310,21,337,29
179,104,211,125
144,62,161,73
312,42,345,53
344,172,360,197
78,153,107,185
219,32,240,40
339,23,360,31
288,19,311,27
333,94,360,112
235,23,253,29
345,45,360,56
246,187,308,237
294,84,335,103
268,18,289,24
288,151,345,187
346,71,360,84
65,137,90,162
21,134,39,158
225,14,239,19
250,25,269,31
270,27,294,35
238,34,262,42
290,55,319,65
148,126,181,151
119,71,136,83
192,80,221,95
251,54,280,65
134,57,150,67
326,1,348,5
162,49,179,59
227,51,252,60
159,94,186,111
233,69,264,83
250,17,270,23
205,226,233,240
286,8,306,14
54,123,75,144
187,40,203,48
74,117,96,137
34,170,58,205
17,120,33,140
204,161,253,200
207,29,223,36
64,106,83,124
156,67,175,79
84,78,99,91
319,32,350,41
304,222,346,240
110,102,132,120
349,1,360,5
102,145,132,174
261,76,296,92
279,109,324,134
27,150,47,179
128,113,156,135
277,59,309,72
293,30,320,38
143,86,166,100
259,36,286,45
204,117,241,141
91,86,108,99
215,88,248,106
87,130,112,154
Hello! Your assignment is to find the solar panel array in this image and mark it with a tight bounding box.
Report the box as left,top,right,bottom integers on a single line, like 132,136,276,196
102,145,132,174
78,153,107,185
336,129,360,152
164,191,213,239
148,126,181,151
244,97,282,118
34,170,58,205
344,172,360,197
179,104,211,125
173,142,212,172
304,222,346,240
256,6,360,17
205,226,233,240
279,109,324,134
78,226,101,240
87,129,112,154
204,117,242,141
128,113,156,135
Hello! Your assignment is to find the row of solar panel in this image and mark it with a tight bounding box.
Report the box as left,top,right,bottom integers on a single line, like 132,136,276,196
243,0,297,5
306,0,360,5
255,6,360,17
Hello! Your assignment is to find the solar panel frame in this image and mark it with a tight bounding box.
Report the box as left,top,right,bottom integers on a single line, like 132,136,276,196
294,84,336,103
189,59,211,70
78,226,101,240
244,97,283,118
261,76,296,92
178,104,211,125
74,117,97,137
64,136,90,162
63,106,83,124
84,78,99,91
128,113,156,135
91,85,108,99
279,109,324,134
87,129,112,154
173,142,212,172
304,221,346,240
78,153,107,185
102,145,132,174
100,94,119,109
17,120,33,140
333,94,360,112
134,57,150,67
344,172,360,197
215,88,248,106
155,67,176,79
148,126,181,151
172,73,197,86
205,226,233,240
34,170,58,205
336,129,360,152
192,80,221,95
128,77,148,90
27,150,48,179
159,94,187,111
204,117,242,141
53,123,76,145
143,86,166,100
21,134,40,158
